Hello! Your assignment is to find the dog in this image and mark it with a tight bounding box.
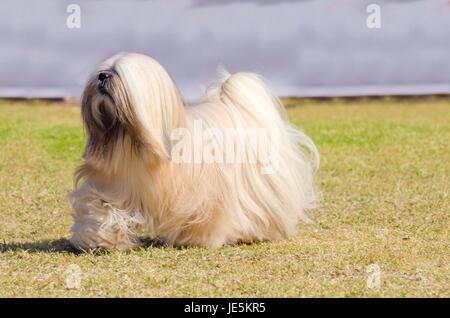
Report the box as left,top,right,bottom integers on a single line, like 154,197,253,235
70,52,319,251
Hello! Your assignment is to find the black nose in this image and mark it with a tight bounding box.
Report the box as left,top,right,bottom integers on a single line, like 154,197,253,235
98,72,111,82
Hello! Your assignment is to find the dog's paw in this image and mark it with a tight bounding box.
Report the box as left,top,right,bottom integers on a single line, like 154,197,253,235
140,237,169,248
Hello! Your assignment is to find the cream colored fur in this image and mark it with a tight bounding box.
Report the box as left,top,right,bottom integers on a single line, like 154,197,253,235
70,53,319,251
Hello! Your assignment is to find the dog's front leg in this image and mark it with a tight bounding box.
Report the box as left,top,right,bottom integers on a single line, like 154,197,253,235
69,186,142,252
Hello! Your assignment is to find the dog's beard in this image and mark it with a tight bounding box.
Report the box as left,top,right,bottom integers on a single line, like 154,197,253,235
81,71,143,160
91,94,117,133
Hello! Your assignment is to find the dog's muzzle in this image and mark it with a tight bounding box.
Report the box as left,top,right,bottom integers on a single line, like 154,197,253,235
98,71,113,94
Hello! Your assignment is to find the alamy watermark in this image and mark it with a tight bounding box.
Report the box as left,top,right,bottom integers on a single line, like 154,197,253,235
366,263,381,290
66,4,81,29
66,3,382,31
64,264,81,289
366,4,381,29
170,120,280,174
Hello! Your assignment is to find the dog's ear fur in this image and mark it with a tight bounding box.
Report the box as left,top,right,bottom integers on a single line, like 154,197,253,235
113,53,186,159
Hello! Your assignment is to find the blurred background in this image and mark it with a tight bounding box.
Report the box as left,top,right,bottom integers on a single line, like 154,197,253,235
1,0,450,100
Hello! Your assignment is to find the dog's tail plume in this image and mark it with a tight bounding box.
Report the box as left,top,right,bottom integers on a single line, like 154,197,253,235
207,68,319,171
207,68,287,127
206,68,320,226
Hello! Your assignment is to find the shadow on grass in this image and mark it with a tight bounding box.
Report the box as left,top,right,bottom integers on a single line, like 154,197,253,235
0,237,169,254
0,238,79,254
0,237,264,254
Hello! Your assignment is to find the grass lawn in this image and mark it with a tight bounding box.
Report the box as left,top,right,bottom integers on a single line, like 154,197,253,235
0,98,448,297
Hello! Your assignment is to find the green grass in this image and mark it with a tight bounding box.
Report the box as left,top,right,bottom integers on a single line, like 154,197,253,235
0,98,448,297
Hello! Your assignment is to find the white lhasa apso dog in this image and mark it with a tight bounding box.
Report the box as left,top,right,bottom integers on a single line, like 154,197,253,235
70,52,319,251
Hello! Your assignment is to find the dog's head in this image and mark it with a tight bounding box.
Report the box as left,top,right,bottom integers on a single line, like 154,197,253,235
81,53,185,165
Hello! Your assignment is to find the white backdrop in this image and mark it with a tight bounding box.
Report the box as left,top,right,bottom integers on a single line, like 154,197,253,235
1,0,450,100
